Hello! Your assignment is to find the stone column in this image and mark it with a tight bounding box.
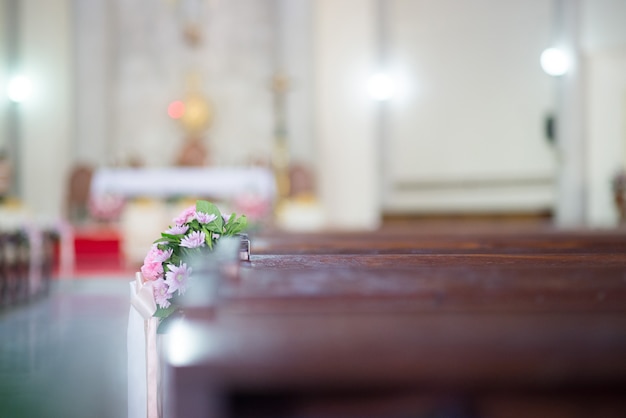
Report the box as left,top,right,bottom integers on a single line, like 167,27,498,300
554,0,586,227
313,0,381,230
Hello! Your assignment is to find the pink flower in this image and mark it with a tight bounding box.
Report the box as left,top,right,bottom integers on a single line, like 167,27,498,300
152,278,172,308
165,263,191,295
172,205,196,226
140,245,172,280
141,261,163,281
180,231,206,248
166,224,189,235
145,245,173,264
195,211,217,224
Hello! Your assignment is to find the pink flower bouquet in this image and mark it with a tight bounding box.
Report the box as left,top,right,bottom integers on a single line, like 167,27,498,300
140,200,247,326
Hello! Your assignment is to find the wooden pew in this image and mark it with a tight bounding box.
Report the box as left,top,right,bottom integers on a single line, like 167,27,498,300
251,228,626,255
0,229,56,309
164,228,626,418
0,233,6,306
0,231,27,306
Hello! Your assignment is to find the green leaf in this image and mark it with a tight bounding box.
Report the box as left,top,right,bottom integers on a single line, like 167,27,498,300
200,226,210,237
196,200,224,229
204,219,224,233
154,305,177,318
226,215,247,235
161,232,183,240
196,200,221,217
157,315,179,334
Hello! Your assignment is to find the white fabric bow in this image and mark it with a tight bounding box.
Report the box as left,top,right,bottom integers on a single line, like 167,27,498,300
131,272,157,320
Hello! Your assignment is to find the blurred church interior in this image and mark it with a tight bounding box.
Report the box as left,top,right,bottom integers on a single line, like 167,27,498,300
1,0,626,264
1,0,626,417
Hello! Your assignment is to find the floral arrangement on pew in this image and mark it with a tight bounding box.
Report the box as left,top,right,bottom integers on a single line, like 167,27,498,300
139,199,247,327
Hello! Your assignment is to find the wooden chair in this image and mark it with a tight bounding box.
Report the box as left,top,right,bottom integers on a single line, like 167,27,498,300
0,233,6,307
65,164,94,223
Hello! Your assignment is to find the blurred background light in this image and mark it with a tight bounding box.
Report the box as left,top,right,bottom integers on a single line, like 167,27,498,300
367,73,395,101
167,100,185,119
540,48,571,76
7,75,33,103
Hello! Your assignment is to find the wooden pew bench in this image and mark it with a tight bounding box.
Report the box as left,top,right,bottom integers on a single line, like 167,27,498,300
164,230,626,418
0,229,55,309
251,228,626,255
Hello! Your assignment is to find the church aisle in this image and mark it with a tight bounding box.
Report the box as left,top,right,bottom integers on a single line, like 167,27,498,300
0,279,129,418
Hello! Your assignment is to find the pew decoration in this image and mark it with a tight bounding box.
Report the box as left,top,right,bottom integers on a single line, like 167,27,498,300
138,199,247,327
128,199,247,418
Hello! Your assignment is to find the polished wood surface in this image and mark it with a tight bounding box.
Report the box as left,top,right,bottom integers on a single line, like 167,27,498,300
165,225,626,418
252,227,626,255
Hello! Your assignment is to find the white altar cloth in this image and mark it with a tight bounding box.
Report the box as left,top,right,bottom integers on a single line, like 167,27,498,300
91,167,276,201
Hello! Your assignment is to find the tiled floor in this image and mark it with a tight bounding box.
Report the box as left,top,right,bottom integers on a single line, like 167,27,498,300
0,278,130,418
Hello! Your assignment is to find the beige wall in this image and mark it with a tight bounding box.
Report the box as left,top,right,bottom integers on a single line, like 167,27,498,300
384,0,556,214
581,0,626,227
585,50,626,227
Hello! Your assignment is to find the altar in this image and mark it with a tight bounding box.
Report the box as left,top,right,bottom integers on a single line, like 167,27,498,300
90,167,276,202
91,167,275,266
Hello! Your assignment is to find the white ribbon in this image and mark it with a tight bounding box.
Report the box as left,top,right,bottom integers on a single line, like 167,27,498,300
128,272,162,418
131,272,157,320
